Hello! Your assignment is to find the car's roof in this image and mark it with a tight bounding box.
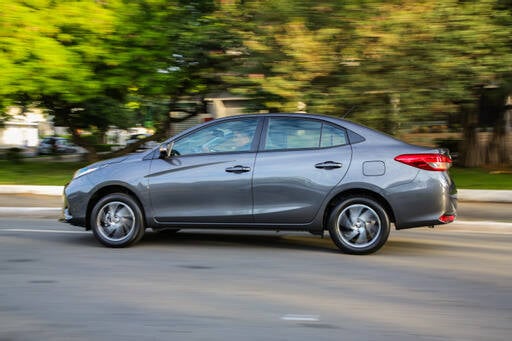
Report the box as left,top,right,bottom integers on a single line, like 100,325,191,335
162,112,407,148
216,112,359,127
214,112,399,142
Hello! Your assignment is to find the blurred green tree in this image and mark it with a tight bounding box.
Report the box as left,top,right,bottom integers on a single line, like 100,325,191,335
0,0,228,160
106,0,232,143
349,0,512,166
222,0,512,166
221,0,355,114
0,0,136,160
1,0,511,166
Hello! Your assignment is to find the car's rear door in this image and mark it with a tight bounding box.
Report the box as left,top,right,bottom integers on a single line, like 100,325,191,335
253,116,352,224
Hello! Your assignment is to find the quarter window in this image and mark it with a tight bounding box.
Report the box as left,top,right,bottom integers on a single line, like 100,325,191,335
321,124,348,147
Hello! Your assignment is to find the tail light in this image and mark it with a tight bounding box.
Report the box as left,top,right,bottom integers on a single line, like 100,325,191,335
438,214,456,224
394,153,452,171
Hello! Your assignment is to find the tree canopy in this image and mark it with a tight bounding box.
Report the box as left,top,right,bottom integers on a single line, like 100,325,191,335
221,0,512,165
1,0,511,165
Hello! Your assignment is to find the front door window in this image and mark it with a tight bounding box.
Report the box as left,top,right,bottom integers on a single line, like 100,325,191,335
173,118,260,155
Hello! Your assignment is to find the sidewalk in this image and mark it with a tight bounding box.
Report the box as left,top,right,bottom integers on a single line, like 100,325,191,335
0,193,62,218
0,185,63,196
1,185,511,203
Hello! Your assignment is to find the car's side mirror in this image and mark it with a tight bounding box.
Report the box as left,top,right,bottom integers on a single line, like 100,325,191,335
159,141,174,159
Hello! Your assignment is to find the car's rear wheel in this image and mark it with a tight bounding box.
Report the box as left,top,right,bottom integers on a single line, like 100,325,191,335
328,196,390,255
90,193,145,247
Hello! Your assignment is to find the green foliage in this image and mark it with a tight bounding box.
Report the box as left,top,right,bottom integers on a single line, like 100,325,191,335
0,160,85,185
0,1,116,102
1,0,511,164
222,0,512,135
0,0,227,160
450,167,512,190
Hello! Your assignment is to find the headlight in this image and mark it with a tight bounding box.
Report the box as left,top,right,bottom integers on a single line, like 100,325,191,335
73,166,100,179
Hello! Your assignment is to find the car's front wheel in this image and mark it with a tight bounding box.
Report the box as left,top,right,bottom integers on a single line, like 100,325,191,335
90,193,145,247
328,196,390,255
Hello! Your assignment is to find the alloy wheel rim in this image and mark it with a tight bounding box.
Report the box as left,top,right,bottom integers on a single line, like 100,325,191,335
336,204,381,248
96,201,135,242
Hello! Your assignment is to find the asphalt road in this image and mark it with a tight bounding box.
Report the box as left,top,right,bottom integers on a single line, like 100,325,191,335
1,194,512,223
1,218,511,341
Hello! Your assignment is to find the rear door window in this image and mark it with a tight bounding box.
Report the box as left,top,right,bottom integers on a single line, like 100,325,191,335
264,118,348,151
264,118,321,150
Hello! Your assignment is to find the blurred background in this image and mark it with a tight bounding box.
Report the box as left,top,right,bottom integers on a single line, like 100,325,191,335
1,3,512,340
0,0,511,177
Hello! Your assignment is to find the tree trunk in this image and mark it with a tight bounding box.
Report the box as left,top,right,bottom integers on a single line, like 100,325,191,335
98,96,200,160
460,104,484,168
486,99,511,166
97,129,107,145
386,93,400,135
69,127,99,162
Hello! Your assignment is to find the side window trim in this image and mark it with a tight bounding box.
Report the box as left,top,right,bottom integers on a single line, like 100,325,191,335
318,122,325,149
258,117,271,151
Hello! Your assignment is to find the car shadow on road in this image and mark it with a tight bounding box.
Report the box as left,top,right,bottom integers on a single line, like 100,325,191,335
141,230,475,256
59,229,505,257
139,230,340,253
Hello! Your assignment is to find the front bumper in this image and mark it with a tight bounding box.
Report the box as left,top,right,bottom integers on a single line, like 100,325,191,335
59,179,92,229
59,207,87,227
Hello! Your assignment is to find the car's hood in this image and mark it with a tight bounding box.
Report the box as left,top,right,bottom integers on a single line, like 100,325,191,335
87,153,139,169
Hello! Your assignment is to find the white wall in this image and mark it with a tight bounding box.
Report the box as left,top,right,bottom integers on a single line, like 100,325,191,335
1,107,49,147
1,123,39,147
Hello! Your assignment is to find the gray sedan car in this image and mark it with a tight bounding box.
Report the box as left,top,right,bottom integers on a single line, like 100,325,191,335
62,113,457,254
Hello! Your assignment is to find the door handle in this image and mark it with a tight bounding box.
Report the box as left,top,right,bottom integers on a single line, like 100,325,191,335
315,161,343,169
225,165,251,173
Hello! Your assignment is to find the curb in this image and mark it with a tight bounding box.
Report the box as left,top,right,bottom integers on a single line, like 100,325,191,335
0,207,61,215
0,185,511,203
457,189,512,203
0,185,63,196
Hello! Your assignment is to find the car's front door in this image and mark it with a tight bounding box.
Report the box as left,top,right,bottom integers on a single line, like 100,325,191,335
148,117,262,224
253,117,352,224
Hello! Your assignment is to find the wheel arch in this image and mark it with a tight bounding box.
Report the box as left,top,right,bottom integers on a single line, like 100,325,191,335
322,188,396,232
86,185,146,230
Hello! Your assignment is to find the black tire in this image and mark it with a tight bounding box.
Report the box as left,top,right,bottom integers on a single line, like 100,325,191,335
90,193,145,248
328,196,390,255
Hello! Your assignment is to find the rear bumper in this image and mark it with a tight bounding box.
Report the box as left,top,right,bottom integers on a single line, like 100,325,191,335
390,171,457,230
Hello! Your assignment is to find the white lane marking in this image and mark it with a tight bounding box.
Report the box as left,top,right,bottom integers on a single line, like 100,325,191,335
0,228,89,234
0,207,60,212
281,314,320,322
440,230,512,235
453,220,512,228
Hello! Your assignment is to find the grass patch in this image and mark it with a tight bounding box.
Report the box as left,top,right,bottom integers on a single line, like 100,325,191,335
450,167,512,190
0,160,86,186
0,160,511,189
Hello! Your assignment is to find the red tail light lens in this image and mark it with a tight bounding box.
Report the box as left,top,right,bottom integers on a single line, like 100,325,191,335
438,214,456,224
394,153,452,171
